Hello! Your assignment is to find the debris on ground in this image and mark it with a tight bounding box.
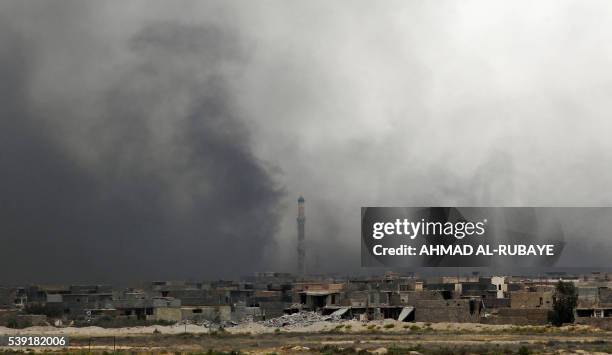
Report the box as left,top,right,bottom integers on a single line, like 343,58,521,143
193,320,237,328
260,311,341,328
290,346,311,351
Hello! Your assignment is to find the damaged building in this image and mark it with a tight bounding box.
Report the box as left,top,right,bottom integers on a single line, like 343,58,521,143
2,272,612,328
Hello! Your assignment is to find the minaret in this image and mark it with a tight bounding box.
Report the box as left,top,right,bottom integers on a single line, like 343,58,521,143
297,196,306,276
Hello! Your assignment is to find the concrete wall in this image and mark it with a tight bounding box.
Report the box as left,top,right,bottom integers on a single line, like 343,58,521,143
483,298,510,309
231,304,263,322
180,305,231,322
61,293,114,317
510,291,553,309
343,291,393,307
163,289,231,306
259,301,287,319
482,308,549,325
342,291,368,307
413,299,481,323
294,282,345,292
600,288,612,307
391,290,444,306
149,307,181,322
577,287,599,308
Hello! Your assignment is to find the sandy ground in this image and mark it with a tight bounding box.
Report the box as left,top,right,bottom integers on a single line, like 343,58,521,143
0,321,609,354
0,323,208,336
232,319,606,334
229,319,520,334
0,319,602,336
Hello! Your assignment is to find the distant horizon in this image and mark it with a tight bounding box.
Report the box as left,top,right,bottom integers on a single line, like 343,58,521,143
3,267,612,287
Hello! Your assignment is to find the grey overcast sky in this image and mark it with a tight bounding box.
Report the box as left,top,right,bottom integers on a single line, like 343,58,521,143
1,1,612,282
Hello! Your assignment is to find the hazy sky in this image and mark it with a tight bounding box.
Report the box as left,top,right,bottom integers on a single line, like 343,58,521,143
2,1,612,282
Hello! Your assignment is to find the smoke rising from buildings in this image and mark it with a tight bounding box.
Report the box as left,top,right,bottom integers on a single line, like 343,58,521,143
0,3,283,282
2,1,612,281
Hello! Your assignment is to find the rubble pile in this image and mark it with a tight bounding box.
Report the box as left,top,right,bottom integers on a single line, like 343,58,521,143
260,311,340,328
241,315,255,323
194,319,237,328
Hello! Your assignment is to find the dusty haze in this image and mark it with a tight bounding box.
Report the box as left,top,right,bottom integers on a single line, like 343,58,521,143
1,1,612,282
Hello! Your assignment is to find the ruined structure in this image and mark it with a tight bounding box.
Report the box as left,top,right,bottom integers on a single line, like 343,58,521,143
2,272,612,327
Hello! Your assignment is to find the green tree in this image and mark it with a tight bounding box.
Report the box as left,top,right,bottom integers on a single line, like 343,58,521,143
548,280,578,326
6,318,18,329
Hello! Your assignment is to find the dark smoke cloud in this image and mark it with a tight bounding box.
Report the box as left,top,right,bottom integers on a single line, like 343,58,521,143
3,1,612,281
0,15,283,283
